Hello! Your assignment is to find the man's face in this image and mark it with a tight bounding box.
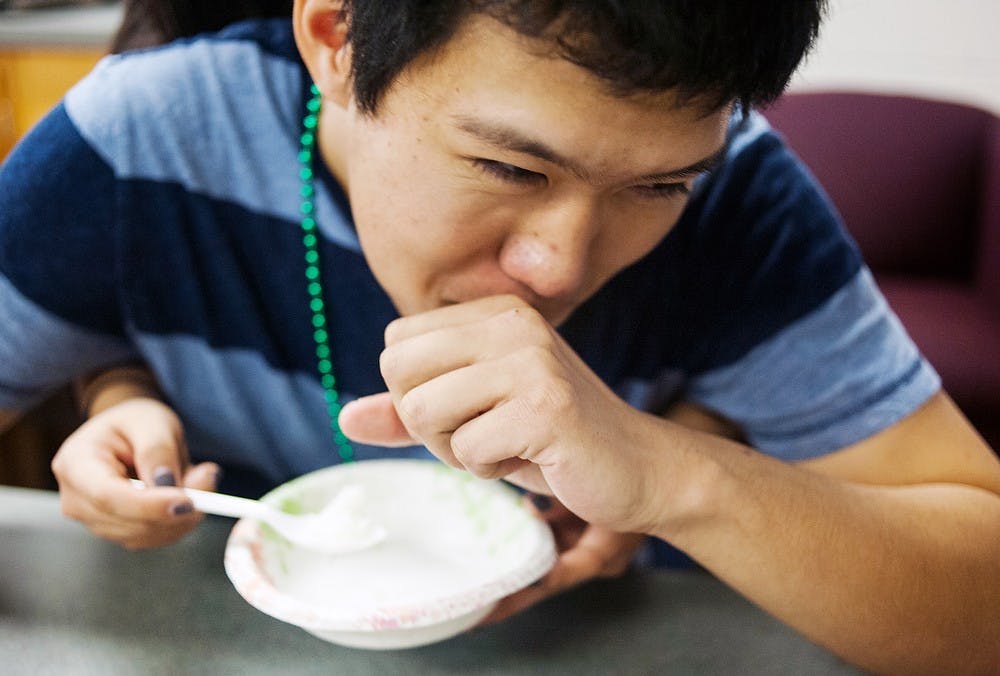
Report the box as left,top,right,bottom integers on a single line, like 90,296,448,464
326,15,730,326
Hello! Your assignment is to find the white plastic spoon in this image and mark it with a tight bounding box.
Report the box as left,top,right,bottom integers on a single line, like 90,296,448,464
130,479,386,555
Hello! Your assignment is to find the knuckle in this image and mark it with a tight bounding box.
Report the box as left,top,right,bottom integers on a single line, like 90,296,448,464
527,376,574,418
497,293,530,311
137,442,176,464
50,455,65,479
378,345,401,383
500,306,551,344
396,391,426,430
517,343,558,374
383,317,407,346
450,429,475,466
466,463,500,480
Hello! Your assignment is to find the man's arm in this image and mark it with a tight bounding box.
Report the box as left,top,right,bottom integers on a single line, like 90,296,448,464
646,391,1000,675
341,295,1000,674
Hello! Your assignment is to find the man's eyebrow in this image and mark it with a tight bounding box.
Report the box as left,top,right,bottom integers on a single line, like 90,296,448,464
451,114,727,183
638,144,728,182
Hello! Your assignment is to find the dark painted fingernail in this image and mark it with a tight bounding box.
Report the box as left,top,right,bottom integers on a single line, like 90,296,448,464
529,494,552,512
153,466,176,487
170,501,193,516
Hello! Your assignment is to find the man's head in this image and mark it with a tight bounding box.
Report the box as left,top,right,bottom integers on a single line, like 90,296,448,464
333,1,825,116
294,1,826,324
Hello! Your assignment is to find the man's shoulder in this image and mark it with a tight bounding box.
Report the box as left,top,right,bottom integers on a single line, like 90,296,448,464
57,18,307,224
63,18,304,179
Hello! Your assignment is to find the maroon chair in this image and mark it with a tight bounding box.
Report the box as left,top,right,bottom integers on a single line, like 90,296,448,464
764,91,1000,450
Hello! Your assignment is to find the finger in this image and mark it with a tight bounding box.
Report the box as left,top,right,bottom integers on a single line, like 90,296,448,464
479,585,551,625
395,358,517,471
63,480,201,548
182,462,222,491
448,378,563,471
501,464,554,495
380,304,554,399
57,438,194,523
118,410,189,489
573,528,646,578
338,393,416,447
524,493,572,520
525,495,588,551
480,552,597,625
383,294,528,346
90,513,201,550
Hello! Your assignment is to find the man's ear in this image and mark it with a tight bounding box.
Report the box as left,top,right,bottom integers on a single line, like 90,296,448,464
293,0,352,108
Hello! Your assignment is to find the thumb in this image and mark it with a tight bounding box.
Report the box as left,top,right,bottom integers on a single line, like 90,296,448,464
339,392,416,447
121,408,189,488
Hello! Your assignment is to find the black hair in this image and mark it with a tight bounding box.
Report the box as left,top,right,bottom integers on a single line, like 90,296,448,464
110,0,294,53
346,1,826,114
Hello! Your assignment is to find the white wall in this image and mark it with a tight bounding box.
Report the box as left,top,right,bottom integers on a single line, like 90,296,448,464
789,0,1000,114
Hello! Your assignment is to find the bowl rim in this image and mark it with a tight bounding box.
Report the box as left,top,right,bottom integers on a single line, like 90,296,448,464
223,458,557,633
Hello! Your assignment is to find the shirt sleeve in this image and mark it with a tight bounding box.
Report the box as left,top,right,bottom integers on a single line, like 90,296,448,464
682,114,940,459
0,102,138,411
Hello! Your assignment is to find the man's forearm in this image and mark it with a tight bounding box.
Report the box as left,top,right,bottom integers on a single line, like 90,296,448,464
646,421,1000,675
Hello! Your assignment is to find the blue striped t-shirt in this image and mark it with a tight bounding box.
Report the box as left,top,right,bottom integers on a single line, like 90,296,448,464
0,19,939,497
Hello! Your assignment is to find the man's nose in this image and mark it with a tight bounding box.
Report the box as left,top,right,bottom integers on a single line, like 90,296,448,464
498,198,598,300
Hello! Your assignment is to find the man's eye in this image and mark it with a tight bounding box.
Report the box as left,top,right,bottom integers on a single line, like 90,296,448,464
474,159,544,184
632,182,691,200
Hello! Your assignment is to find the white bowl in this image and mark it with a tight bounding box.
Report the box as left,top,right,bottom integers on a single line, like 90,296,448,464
224,459,557,649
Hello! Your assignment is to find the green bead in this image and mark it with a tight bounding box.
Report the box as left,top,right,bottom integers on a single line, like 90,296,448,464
300,88,352,462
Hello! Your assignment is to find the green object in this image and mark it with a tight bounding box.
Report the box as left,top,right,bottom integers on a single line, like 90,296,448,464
299,84,354,463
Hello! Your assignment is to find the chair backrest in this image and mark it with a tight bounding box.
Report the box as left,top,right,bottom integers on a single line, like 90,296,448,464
763,92,997,285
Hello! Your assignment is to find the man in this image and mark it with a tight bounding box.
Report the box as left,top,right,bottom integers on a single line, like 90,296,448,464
1,2,997,672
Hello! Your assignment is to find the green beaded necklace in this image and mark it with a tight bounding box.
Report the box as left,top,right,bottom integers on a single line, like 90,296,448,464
298,83,353,462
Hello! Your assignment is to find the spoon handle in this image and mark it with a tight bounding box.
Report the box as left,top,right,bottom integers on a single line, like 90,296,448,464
128,479,272,521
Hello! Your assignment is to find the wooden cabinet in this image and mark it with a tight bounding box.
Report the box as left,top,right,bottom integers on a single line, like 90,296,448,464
0,48,103,159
